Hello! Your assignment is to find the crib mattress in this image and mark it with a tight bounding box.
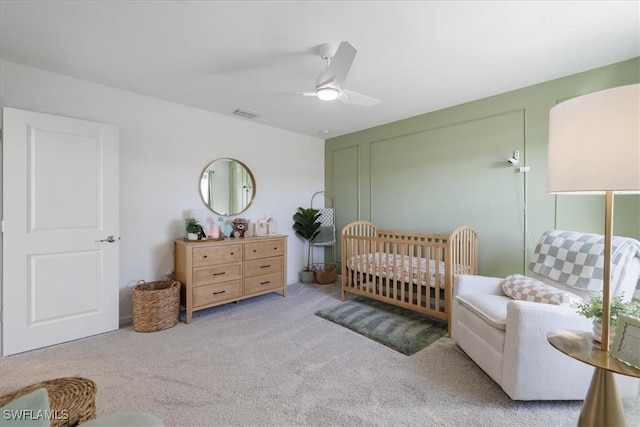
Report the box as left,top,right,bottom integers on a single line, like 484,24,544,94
347,253,449,289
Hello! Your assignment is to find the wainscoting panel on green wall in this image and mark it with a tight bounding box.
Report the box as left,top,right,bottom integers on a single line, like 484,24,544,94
331,145,360,231
368,110,525,277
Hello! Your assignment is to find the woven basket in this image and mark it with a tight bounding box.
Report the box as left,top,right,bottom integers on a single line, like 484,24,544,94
314,264,337,285
133,280,180,332
0,377,96,427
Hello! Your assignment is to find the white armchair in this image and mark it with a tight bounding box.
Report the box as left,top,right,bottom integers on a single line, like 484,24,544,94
451,230,640,400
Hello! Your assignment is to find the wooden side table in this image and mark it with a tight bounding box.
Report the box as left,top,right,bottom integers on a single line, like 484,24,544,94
547,329,640,427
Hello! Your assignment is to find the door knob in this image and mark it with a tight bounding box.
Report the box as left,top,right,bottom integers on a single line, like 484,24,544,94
99,236,119,243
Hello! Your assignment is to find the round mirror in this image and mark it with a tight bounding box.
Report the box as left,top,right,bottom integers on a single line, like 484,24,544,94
200,158,255,216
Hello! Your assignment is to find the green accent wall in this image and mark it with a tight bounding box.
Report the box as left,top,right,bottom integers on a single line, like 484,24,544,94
325,58,640,277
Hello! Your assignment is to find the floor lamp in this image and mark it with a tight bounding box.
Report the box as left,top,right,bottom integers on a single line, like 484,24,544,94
548,83,640,352
548,84,639,425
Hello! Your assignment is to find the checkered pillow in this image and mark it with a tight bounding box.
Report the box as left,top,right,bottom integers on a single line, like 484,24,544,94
502,274,583,307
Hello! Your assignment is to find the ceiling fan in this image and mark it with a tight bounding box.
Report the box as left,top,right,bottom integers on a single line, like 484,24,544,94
299,41,380,106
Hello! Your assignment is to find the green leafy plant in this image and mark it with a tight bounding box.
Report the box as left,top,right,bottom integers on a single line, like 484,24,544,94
186,218,205,236
292,207,321,271
577,292,640,325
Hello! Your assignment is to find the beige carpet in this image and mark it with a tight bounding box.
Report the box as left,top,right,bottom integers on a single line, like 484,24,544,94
1,283,638,427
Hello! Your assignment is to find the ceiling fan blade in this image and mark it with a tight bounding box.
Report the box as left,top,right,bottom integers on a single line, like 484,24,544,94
297,92,318,97
338,89,380,106
318,41,356,86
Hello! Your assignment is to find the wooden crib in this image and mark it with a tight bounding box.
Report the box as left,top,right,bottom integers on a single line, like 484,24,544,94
341,221,478,335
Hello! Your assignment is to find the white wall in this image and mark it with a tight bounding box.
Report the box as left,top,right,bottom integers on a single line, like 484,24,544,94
0,60,324,325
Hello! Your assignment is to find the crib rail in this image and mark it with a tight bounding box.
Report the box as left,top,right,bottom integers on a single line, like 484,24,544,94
342,220,377,238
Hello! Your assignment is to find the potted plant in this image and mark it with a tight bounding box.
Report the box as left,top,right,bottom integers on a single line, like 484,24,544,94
577,292,640,342
186,218,206,240
292,207,321,283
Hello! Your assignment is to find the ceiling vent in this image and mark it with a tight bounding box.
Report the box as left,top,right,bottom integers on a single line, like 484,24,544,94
233,109,261,119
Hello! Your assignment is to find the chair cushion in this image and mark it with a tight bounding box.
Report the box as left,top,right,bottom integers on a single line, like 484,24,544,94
502,274,583,307
455,294,509,330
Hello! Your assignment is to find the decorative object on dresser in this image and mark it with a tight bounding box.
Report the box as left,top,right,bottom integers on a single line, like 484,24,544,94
185,217,206,241
174,235,287,323
232,217,249,238
341,220,478,336
221,222,234,238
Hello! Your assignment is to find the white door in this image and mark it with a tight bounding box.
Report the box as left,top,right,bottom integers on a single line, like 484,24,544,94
2,107,119,356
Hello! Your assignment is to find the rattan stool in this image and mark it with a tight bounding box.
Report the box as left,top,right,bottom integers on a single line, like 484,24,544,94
0,377,97,427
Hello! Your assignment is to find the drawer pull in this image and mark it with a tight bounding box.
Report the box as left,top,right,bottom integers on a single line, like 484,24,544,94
213,290,226,295
260,264,271,269
253,249,257,253
213,272,226,276
260,281,271,285
230,252,235,255
203,255,208,258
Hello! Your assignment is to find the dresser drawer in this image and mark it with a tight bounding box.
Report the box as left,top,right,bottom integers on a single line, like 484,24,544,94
193,244,242,267
244,256,283,278
244,239,284,260
192,280,241,307
193,262,242,286
244,272,283,295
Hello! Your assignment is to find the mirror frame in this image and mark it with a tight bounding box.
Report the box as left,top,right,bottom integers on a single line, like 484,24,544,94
199,158,256,216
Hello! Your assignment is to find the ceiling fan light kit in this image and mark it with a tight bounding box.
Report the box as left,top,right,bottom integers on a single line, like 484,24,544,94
316,87,340,101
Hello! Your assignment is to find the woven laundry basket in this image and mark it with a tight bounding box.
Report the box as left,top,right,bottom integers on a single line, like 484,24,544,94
314,264,337,285
133,280,180,332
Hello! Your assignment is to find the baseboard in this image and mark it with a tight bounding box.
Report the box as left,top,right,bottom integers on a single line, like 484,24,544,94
119,314,133,327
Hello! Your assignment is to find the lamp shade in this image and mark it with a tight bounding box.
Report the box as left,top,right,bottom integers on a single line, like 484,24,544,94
548,83,640,194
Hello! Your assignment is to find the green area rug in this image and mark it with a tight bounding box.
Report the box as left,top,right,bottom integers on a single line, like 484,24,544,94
315,297,447,356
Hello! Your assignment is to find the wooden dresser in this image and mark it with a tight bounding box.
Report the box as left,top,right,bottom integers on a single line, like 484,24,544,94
174,235,287,323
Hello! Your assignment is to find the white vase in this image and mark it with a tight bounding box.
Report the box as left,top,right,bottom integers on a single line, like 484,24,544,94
187,233,198,241
592,319,616,344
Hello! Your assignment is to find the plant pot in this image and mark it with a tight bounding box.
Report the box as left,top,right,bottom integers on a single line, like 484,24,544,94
187,233,199,241
300,270,315,284
592,319,616,344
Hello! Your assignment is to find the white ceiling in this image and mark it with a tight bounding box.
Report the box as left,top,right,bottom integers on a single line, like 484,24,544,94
1,1,638,139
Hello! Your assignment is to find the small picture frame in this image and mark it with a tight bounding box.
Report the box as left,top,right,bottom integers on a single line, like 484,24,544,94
610,314,640,369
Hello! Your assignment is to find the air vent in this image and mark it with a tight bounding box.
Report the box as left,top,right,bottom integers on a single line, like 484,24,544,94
233,109,261,119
